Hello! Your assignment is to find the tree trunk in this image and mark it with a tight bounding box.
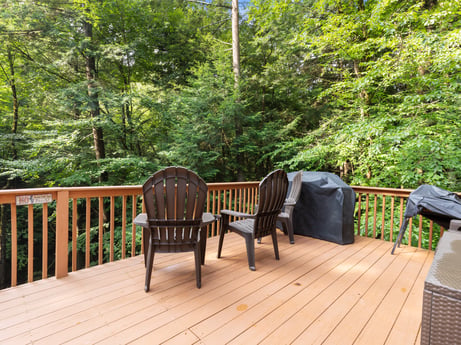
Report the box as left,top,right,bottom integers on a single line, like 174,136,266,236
354,60,369,118
7,48,18,160
232,0,240,89
84,20,107,182
231,0,245,181
424,0,437,9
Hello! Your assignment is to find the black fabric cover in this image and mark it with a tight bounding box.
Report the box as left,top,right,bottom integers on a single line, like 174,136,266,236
290,171,356,245
404,184,461,228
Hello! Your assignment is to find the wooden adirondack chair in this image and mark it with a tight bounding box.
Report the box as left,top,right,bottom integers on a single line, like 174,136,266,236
217,169,288,271
141,166,208,292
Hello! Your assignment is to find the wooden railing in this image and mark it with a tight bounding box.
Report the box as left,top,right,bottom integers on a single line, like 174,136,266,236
0,182,258,288
353,186,460,251
0,183,457,289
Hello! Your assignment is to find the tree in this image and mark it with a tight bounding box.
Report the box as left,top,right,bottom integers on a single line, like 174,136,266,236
274,0,461,189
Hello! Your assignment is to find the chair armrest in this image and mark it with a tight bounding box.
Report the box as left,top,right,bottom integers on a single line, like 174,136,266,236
449,219,461,231
220,209,255,219
284,198,297,207
202,212,219,226
133,213,148,228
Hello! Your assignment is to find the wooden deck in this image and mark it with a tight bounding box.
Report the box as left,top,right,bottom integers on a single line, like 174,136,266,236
0,232,433,345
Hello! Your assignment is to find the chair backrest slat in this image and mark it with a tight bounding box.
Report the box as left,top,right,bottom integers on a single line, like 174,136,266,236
165,169,176,219
175,167,187,219
254,169,288,238
289,171,303,202
142,166,208,250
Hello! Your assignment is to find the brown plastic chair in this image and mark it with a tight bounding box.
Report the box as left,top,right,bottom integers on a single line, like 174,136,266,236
217,169,288,271
142,166,207,292
277,171,303,244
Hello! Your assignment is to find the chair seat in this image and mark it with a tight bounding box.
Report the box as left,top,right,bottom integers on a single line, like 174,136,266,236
229,219,255,234
278,212,289,220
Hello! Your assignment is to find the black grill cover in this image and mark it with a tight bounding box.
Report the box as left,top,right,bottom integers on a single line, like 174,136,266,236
392,184,461,254
290,171,356,244
404,184,461,228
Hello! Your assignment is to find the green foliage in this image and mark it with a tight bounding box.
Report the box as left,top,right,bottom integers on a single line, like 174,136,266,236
74,226,142,268
356,194,444,250
274,0,461,190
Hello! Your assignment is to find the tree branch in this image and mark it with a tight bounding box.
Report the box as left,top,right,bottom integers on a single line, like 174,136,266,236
0,30,42,36
0,62,10,83
185,0,232,9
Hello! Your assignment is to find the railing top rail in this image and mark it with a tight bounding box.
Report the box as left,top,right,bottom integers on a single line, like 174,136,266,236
351,186,414,198
352,186,461,198
1,183,458,205
207,181,259,190
0,182,262,205
0,185,144,204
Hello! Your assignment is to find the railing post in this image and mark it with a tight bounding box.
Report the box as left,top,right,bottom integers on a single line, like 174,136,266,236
56,189,69,278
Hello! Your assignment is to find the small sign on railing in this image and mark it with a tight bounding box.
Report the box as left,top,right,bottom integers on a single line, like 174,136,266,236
16,194,53,205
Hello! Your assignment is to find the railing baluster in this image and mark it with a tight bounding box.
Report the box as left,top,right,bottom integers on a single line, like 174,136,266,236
98,197,104,265
238,188,242,213
381,195,386,241
215,190,221,236
372,194,377,239
11,203,17,287
42,203,48,279
408,217,413,247
390,197,395,242
356,193,362,235
429,220,434,250
86,197,91,268
110,196,115,262
212,190,217,236
364,194,369,237
72,198,77,272
122,195,127,259
131,195,137,257
243,187,247,213
206,189,210,215
28,204,34,283
141,199,145,255
399,197,404,230
418,215,423,248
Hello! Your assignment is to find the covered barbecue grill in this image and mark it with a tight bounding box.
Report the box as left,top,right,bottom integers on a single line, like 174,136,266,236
391,184,461,254
291,171,355,245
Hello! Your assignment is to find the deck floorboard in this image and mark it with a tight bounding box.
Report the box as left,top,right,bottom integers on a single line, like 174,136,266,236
0,232,432,345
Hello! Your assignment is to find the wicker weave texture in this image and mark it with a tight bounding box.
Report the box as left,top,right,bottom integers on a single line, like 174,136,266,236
422,288,461,345
421,230,461,345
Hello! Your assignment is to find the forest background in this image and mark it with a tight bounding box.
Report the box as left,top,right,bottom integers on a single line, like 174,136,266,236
1,0,460,190
0,0,460,287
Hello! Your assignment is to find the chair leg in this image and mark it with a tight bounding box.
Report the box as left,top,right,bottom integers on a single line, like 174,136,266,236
218,215,228,258
271,230,280,260
279,218,294,244
194,244,202,288
142,227,149,267
279,219,288,235
144,235,155,292
200,226,207,265
287,221,295,244
217,227,225,258
244,234,256,271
